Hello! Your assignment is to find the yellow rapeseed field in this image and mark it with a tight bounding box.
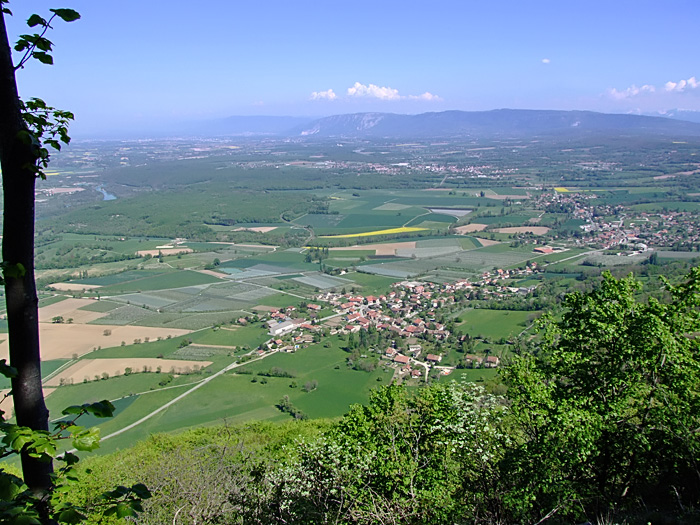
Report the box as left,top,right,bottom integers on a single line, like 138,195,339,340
320,227,428,239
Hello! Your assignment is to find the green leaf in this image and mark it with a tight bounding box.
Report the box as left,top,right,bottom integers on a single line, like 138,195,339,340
0,359,18,379
0,472,25,501
1,262,26,279
9,515,42,525
56,508,86,524
115,502,137,518
130,483,152,499
71,427,100,452
26,14,47,27
32,36,53,52
59,452,80,466
65,425,85,436
14,39,30,52
61,405,85,416
102,485,130,499
50,8,81,22
85,400,115,418
32,51,53,65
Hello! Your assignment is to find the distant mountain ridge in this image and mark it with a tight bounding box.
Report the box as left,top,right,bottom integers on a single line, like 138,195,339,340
644,109,700,125
292,109,700,139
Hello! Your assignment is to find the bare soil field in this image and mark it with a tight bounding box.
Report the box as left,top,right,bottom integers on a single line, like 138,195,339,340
45,358,212,386
474,238,502,247
49,283,102,292
454,224,487,233
485,194,530,200
330,241,417,256
253,305,280,312
208,242,277,250
493,226,550,235
233,226,278,233
38,298,107,324
196,269,228,279
654,167,700,180
0,324,192,361
136,248,194,257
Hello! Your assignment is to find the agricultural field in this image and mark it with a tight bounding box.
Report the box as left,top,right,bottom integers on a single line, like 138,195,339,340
2,134,699,458
456,309,533,341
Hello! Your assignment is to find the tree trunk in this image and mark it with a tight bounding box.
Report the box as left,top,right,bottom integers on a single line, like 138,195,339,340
0,10,53,493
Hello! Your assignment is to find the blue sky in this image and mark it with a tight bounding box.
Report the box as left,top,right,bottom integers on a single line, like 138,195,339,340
5,0,700,135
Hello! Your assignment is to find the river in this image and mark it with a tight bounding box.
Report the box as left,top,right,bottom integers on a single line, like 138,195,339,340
96,186,116,201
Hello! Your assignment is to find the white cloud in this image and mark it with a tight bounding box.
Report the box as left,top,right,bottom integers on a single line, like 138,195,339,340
608,84,655,100
409,92,441,101
665,76,699,92
310,89,337,101
541,58,551,64
345,82,441,102
310,83,441,103
347,82,401,100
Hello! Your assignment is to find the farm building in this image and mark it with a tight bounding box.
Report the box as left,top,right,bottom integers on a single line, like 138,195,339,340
268,320,295,336
394,354,410,365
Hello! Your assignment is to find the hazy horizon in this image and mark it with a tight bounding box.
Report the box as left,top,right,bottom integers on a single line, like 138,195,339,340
6,0,700,137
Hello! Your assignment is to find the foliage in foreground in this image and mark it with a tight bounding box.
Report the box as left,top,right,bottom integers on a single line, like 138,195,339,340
55,270,700,523
0,395,150,524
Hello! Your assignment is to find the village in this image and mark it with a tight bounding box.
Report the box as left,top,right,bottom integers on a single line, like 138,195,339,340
259,262,542,383
535,190,700,251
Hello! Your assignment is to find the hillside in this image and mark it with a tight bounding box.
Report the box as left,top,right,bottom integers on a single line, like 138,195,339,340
293,109,700,139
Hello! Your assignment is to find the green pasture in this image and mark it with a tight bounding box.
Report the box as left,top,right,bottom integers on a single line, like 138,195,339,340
38,295,69,307
85,335,199,360
343,272,398,292
457,309,532,340
404,213,456,227
96,270,220,293
45,373,182,414
657,251,700,260
75,270,170,287
220,250,317,271
232,341,387,419
491,187,529,196
295,214,346,229
334,213,418,230
190,325,269,349
456,237,480,250
443,368,499,383
78,300,121,313
89,339,387,453
248,293,303,309
58,234,172,253
88,304,157,325
84,387,205,454
322,249,375,258
581,253,650,267
131,310,252,330
37,234,173,258
630,202,700,212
